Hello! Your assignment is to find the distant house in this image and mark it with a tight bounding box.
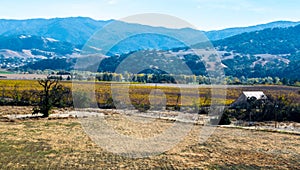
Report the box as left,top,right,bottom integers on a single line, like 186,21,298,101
231,91,268,108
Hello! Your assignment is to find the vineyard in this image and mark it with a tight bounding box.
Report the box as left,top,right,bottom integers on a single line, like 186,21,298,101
0,80,299,109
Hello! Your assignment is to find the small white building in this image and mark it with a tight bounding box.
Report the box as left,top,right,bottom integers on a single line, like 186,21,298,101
231,91,268,108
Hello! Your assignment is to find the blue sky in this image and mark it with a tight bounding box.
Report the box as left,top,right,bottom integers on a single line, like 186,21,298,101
0,0,299,31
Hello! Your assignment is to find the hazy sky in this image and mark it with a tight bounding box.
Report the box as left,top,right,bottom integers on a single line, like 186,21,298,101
0,0,299,31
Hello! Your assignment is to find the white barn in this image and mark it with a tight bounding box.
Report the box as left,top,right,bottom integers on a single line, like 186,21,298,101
231,91,268,108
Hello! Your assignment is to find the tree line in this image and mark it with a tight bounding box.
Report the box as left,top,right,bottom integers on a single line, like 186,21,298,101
93,72,300,86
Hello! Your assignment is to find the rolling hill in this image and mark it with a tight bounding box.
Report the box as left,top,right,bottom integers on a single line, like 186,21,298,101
0,35,78,69
0,35,77,55
213,24,300,55
210,25,300,79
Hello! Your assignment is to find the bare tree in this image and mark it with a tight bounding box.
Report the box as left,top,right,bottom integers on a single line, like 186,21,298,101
37,77,72,117
37,78,59,117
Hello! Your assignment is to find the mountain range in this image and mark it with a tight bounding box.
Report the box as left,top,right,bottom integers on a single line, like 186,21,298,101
206,21,300,41
0,17,299,79
0,17,110,45
1,17,299,45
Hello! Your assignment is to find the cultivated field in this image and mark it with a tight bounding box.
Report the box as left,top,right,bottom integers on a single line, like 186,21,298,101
1,79,299,107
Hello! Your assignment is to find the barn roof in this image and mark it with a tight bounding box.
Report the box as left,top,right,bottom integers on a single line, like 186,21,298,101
230,91,268,108
242,91,267,100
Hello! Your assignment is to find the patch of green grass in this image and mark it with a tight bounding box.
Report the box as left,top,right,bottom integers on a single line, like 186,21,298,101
26,129,42,133
64,122,81,128
44,121,63,127
0,131,17,136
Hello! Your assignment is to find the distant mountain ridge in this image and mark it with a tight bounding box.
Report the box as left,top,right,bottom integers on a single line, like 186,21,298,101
0,17,111,45
0,17,299,46
206,21,300,40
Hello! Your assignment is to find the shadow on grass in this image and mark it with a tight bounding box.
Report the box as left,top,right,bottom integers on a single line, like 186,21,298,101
0,139,58,169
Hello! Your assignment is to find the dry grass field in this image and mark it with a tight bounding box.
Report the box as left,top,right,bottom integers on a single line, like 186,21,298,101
0,108,299,169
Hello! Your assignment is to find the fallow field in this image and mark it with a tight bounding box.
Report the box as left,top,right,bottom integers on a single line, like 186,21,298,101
0,112,299,169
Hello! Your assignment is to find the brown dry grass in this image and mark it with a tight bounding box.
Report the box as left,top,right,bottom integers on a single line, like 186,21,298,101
0,112,299,169
0,106,72,116
0,106,33,115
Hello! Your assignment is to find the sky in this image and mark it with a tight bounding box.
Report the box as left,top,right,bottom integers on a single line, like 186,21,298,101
0,0,299,31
